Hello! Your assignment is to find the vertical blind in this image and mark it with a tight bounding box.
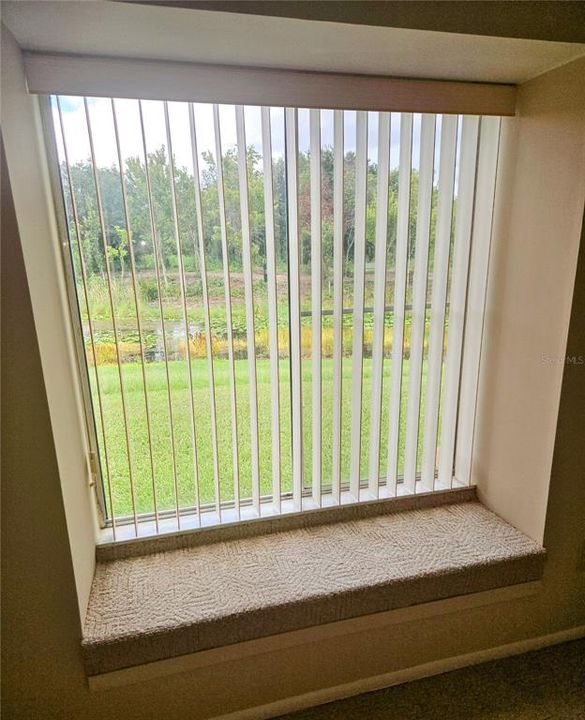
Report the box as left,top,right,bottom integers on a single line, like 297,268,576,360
49,95,500,539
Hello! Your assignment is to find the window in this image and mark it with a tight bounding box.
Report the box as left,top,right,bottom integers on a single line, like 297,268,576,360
48,95,500,539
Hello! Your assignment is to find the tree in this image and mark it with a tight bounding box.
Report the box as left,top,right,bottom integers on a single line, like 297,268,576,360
61,139,436,307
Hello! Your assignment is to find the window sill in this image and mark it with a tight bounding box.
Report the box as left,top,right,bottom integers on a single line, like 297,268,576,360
96,486,475,560
82,495,545,676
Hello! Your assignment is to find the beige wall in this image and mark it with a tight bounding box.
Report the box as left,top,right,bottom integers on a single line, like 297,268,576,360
474,56,585,542
0,24,98,617
2,46,585,720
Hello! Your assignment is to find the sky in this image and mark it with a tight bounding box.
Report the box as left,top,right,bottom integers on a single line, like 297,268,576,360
51,96,446,181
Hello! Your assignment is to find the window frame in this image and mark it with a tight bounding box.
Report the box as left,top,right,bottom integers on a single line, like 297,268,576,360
41,94,110,524
39,89,500,538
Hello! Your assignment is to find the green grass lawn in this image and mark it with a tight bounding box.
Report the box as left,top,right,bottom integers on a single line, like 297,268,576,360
91,358,428,518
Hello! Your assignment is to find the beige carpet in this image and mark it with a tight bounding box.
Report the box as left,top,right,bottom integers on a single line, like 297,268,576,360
277,639,585,719
83,500,544,675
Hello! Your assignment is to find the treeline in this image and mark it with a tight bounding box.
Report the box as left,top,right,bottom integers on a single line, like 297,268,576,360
62,145,438,282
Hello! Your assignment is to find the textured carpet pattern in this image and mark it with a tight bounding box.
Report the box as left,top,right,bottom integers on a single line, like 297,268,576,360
83,501,545,675
96,487,477,561
278,639,585,720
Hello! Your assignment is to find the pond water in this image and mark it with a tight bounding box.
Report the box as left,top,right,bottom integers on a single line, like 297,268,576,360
88,319,209,363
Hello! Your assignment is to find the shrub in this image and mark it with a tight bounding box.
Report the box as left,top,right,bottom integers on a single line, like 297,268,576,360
184,279,202,298
253,328,268,358
300,326,312,358
87,341,141,365
212,338,228,358
138,253,155,271
177,336,208,359
233,338,248,359
163,280,181,300
321,327,334,358
231,314,248,339
87,343,117,366
207,276,226,297
278,328,290,357
139,278,159,302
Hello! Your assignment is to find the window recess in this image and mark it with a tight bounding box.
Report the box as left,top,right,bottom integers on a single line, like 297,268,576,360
39,62,501,541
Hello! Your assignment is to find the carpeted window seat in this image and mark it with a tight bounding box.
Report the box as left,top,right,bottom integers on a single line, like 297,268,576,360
83,489,545,676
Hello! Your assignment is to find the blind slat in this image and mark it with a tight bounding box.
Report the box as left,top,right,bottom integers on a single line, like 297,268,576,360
164,101,201,521
310,109,322,507
189,103,221,520
261,107,282,513
386,113,413,495
349,111,368,500
112,99,161,531
438,116,480,489
403,114,436,493
213,104,239,519
367,112,391,498
285,108,304,511
85,98,139,535
236,105,261,515
138,99,182,528
421,115,458,491
455,117,501,486
331,109,344,504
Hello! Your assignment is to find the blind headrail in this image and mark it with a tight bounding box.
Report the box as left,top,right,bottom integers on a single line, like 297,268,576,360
24,52,517,116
